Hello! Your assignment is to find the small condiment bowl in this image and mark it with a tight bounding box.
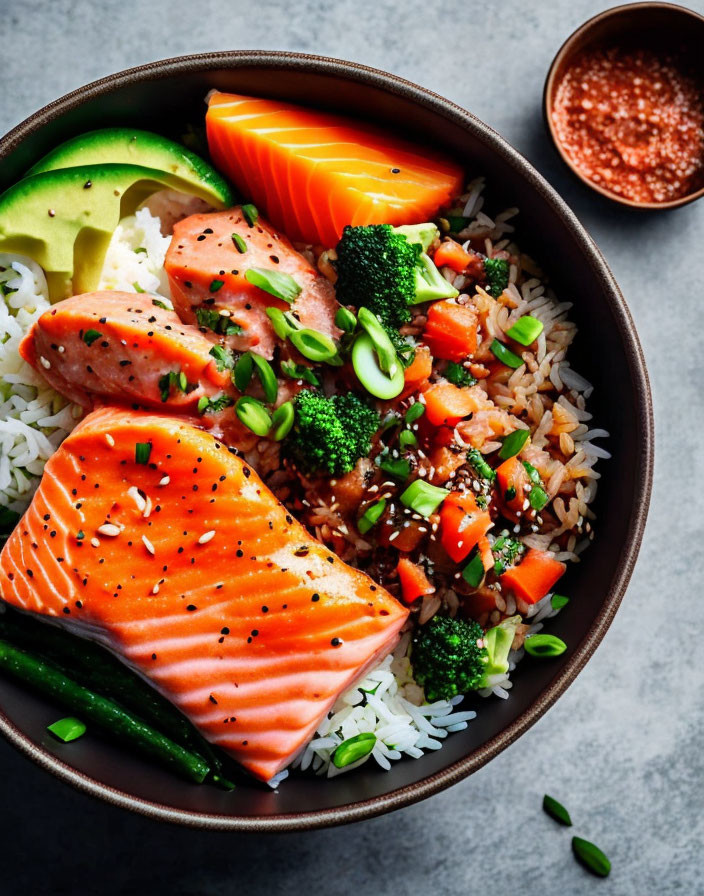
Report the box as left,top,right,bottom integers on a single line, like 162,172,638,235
544,2,704,210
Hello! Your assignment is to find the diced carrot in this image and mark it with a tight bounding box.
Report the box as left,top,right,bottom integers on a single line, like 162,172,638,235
378,519,426,553
439,491,493,563
428,446,466,484
422,300,478,362
433,240,473,273
462,587,498,619
477,534,494,572
401,345,433,397
495,455,530,518
397,558,435,604
499,549,566,604
423,382,477,427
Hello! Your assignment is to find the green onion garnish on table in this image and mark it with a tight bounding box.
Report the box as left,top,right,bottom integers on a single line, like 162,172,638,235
542,793,572,826
571,837,611,877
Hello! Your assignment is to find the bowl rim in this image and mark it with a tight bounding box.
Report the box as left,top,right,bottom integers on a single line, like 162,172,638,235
0,49,654,832
542,1,704,210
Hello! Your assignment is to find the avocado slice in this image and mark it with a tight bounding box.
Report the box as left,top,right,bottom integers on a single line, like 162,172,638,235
27,128,234,209
0,163,229,299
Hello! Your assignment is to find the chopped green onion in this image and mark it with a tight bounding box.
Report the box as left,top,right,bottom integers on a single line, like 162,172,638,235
250,354,278,404
571,837,611,878
467,447,496,481
522,460,541,484
490,338,523,369
135,442,151,465
233,352,254,392
445,215,468,233
178,371,188,392
334,306,357,333
404,403,426,425
266,307,299,339
462,551,485,588
151,298,171,310
245,268,301,303
498,428,530,459
524,633,567,658
241,203,258,227
358,499,387,535
506,315,544,346
231,233,247,253
352,333,404,400
197,393,233,414
399,430,417,450
378,455,411,480
332,732,376,768
47,716,86,743
132,282,146,294
209,279,225,293
271,401,294,441
551,594,569,611
280,359,319,386
158,371,181,402
82,329,102,346
444,360,477,387
357,307,398,375
289,328,340,364
399,480,449,518
195,307,242,336
235,396,272,436
134,246,147,254
529,485,549,511
209,345,235,372
543,794,572,826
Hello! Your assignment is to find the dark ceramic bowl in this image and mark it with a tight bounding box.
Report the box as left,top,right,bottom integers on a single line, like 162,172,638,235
544,2,704,209
0,51,653,830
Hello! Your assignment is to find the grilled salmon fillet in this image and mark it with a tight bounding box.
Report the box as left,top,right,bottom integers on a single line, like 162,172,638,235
19,291,234,410
164,207,341,360
0,406,408,780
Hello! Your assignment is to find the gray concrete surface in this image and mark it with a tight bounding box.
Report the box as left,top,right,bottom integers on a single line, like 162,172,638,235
1,1,702,893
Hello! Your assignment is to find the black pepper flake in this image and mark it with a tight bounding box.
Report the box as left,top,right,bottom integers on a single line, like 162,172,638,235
311,593,320,602
218,636,225,643
285,515,293,525
43,513,50,521
197,234,206,241
152,653,157,660
242,467,251,479
221,627,230,635
331,638,342,647
209,694,218,704
186,604,197,611
391,167,401,174
62,606,71,615
261,606,268,613
99,318,107,324
236,549,243,558
251,629,259,637
75,600,83,609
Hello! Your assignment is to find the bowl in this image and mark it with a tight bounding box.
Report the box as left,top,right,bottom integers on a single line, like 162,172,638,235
543,2,704,210
0,51,653,830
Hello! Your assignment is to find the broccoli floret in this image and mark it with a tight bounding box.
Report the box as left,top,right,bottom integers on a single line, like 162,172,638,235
286,390,380,476
484,257,510,298
412,615,488,701
444,361,477,387
334,224,457,329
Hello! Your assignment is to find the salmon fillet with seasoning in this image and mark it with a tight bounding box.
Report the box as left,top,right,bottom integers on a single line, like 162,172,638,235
164,208,341,360
0,406,408,781
19,291,234,410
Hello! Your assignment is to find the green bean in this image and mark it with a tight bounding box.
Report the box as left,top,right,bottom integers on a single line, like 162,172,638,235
0,639,209,783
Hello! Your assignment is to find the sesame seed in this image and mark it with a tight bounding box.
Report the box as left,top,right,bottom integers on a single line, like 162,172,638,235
198,530,216,544
143,495,152,519
57,345,65,354
159,475,170,486
90,537,100,548
127,486,146,513
105,433,115,447
151,583,160,595
97,523,120,537
39,356,51,369
388,530,400,542
142,535,155,555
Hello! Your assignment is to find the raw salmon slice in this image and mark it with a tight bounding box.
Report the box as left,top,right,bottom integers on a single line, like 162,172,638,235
205,92,465,248
164,208,340,360
0,406,408,781
19,291,233,410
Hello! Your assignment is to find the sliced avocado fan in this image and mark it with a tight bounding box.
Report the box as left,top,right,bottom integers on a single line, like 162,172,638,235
0,163,231,300
27,128,234,208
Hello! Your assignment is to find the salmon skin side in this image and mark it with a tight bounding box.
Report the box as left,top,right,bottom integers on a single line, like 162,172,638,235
19,291,233,410
0,406,408,781
164,207,341,360
205,92,465,248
